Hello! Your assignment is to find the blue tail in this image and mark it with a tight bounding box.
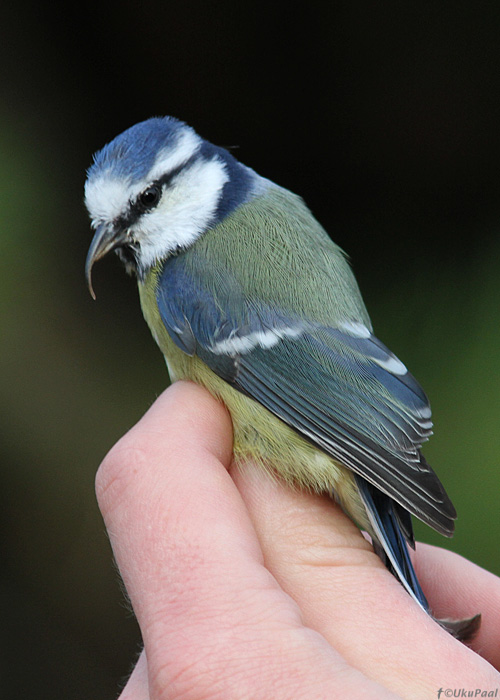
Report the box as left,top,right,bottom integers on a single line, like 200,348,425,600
355,475,481,640
355,475,429,611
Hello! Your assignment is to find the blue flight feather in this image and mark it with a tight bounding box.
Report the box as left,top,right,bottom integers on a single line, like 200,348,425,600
155,252,455,536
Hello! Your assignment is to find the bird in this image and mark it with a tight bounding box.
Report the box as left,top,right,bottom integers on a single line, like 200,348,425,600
85,116,479,641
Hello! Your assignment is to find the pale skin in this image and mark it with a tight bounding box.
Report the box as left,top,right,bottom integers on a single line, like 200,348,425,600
96,381,500,700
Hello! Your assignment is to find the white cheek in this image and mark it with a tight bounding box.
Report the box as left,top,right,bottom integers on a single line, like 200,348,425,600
137,158,229,267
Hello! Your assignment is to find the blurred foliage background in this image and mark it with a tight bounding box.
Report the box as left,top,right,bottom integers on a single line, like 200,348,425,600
1,1,500,696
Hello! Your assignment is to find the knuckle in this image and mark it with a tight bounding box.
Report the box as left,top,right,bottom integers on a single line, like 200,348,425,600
95,433,148,514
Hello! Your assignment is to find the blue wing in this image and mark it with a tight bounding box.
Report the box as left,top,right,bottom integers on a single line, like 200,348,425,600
156,253,456,537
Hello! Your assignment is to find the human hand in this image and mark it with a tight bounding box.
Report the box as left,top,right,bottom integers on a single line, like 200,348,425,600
96,381,500,700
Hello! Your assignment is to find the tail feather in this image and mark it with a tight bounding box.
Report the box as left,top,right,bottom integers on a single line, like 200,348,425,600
355,475,429,611
355,475,480,642
392,501,415,549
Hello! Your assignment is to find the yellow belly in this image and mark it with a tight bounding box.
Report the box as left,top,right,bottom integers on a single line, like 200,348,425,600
139,278,370,531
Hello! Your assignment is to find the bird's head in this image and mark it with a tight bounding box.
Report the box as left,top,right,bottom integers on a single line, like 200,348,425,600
84,116,260,297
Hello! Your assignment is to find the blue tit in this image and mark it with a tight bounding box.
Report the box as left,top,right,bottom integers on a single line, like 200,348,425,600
85,116,479,641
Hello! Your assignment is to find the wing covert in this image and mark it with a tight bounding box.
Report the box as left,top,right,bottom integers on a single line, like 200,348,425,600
155,253,455,535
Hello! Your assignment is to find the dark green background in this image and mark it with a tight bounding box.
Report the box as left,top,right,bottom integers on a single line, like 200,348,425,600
2,2,499,696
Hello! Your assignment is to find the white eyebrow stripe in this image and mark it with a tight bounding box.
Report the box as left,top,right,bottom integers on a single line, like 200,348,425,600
84,129,202,226
145,129,202,183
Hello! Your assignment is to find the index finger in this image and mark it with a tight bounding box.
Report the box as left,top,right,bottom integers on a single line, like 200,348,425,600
96,381,394,700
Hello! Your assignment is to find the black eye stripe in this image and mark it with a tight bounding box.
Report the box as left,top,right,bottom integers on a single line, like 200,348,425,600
155,153,198,189
117,153,200,230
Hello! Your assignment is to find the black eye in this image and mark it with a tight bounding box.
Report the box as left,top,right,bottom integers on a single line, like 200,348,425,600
138,185,161,210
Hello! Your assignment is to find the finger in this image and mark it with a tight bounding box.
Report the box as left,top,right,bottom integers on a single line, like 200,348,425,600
232,462,500,699
96,382,394,700
118,650,150,700
414,543,500,669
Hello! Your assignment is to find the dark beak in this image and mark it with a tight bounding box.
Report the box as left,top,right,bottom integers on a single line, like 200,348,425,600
85,222,125,299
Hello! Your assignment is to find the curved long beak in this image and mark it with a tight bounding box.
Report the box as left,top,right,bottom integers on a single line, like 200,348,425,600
85,223,122,299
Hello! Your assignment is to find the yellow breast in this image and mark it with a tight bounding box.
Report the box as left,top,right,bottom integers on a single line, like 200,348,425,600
138,273,369,531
